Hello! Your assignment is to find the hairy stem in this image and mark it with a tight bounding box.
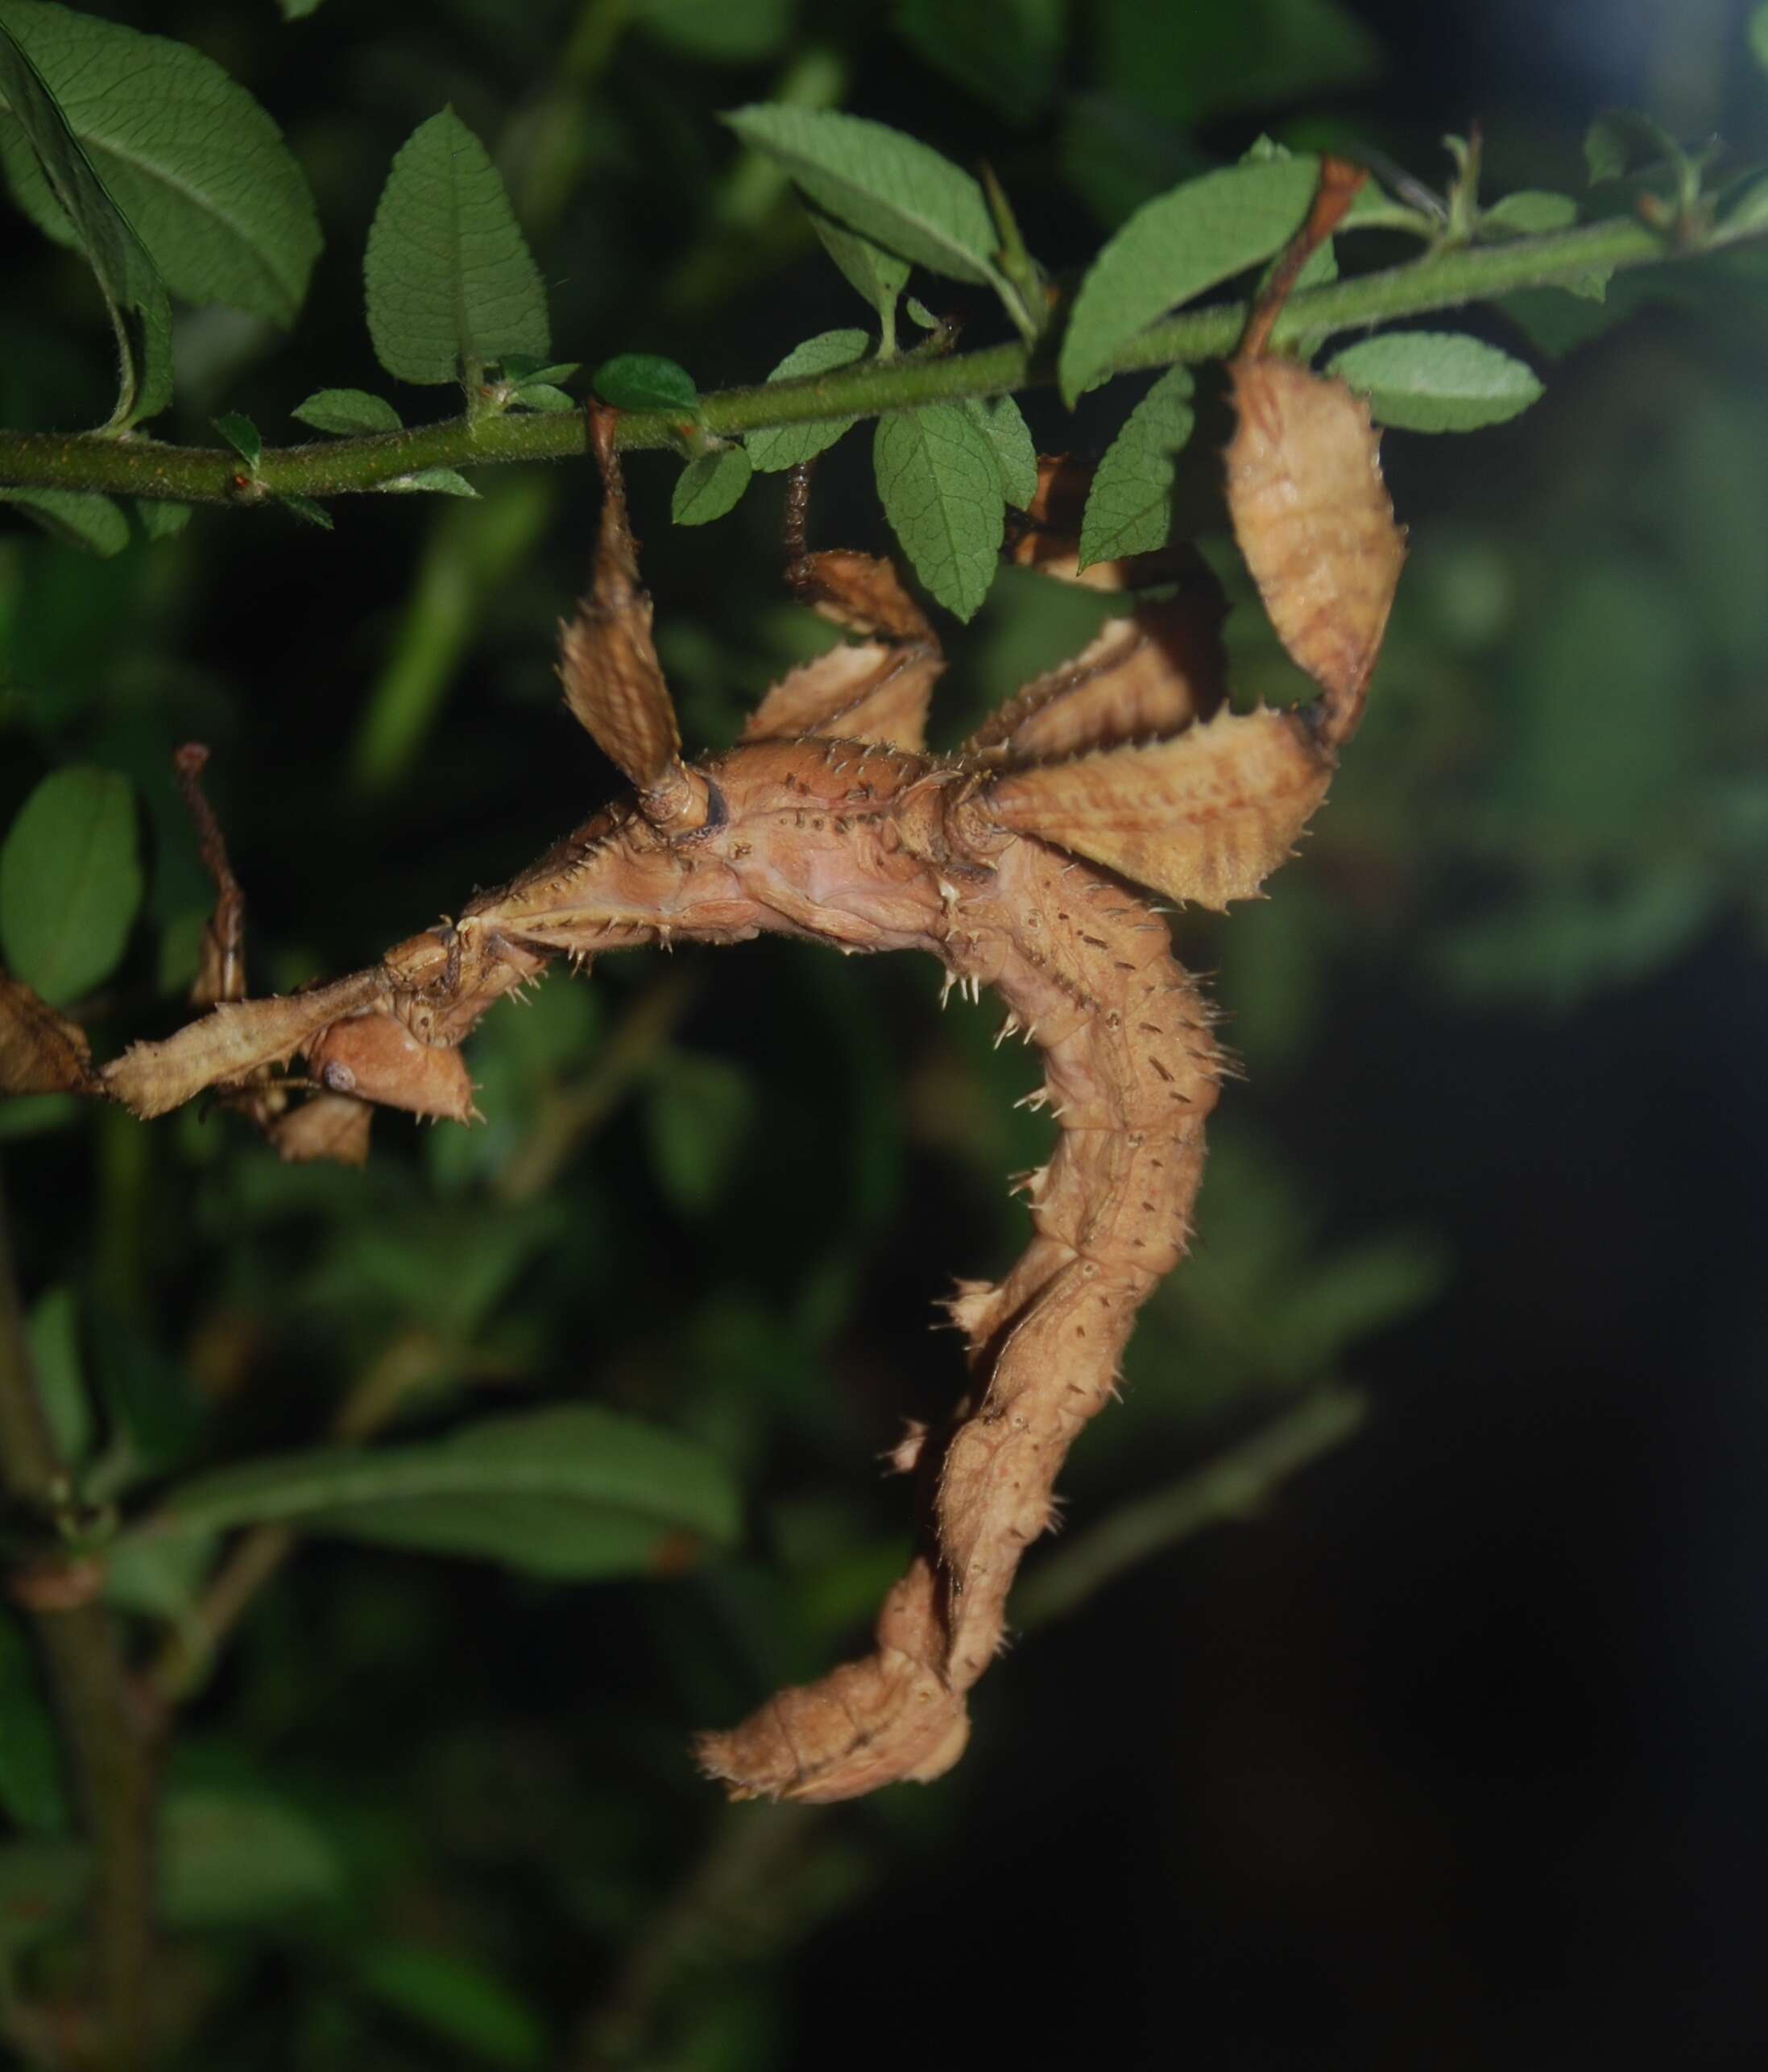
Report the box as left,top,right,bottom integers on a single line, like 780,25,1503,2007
0,1185,157,2071
0,211,1748,507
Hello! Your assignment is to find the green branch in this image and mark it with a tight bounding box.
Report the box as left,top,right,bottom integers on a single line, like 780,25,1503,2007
0,209,1749,507
0,1187,157,2072
1015,1384,1368,1628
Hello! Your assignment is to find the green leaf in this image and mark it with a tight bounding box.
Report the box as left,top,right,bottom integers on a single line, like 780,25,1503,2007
1325,332,1543,432
1584,107,1679,186
499,354,578,384
1753,3,1768,74
0,10,171,426
358,1945,546,2070
1482,189,1579,234
510,382,575,412
644,1052,753,1214
0,1614,67,1836
963,393,1037,510
135,498,190,540
893,0,1063,127
279,0,325,17
213,411,262,469
809,210,911,327
101,1533,213,1620
1079,365,1195,569
631,0,793,63
745,328,868,472
591,353,699,414
365,108,549,386
0,767,142,1006
278,493,333,529
723,105,1006,296
0,0,321,327
378,467,478,498
0,487,130,556
873,403,1004,622
293,387,403,436
85,1304,203,1487
27,1284,90,1466
144,1404,743,1577
672,446,752,526
159,1787,342,1929
1058,156,1319,405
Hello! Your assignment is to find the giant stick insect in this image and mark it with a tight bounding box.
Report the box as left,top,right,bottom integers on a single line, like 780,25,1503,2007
1,164,1404,1801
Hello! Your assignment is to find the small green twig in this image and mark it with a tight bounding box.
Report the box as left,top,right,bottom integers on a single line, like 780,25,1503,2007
0,1183,158,2072
1015,1386,1368,1628
147,1325,510,1703
0,207,1749,509
496,970,699,1205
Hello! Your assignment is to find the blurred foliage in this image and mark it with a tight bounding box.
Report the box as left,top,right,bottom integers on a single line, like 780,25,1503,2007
1,1,1766,2066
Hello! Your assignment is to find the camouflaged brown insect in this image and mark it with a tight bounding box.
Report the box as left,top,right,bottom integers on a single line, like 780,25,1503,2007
0,160,1405,1803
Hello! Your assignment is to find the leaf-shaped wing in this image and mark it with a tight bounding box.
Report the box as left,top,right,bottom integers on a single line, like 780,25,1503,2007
976,705,1333,911
1226,358,1405,746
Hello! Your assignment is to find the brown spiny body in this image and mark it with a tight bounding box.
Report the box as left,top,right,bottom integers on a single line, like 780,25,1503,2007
1,163,1405,1804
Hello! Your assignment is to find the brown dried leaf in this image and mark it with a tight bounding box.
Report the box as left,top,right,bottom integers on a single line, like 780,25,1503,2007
979,706,1333,910
0,972,97,1095
1226,358,1404,745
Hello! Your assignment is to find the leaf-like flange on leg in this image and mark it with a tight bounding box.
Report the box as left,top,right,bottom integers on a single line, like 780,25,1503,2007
744,466,945,751
1226,360,1404,747
963,454,1228,768
102,968,391,1119
267,1092,373,1166
560,408,706,833
305,1011,477,1122
974,705,1334,912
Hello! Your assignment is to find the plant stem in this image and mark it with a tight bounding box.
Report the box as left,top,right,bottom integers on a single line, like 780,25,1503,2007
147,1324,492,1703
0,1185,157,2071
1014,1385,1368,1629
0,210,1749,507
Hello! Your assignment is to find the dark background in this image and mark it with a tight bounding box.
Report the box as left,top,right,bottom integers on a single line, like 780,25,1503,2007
3,1,1767,2065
